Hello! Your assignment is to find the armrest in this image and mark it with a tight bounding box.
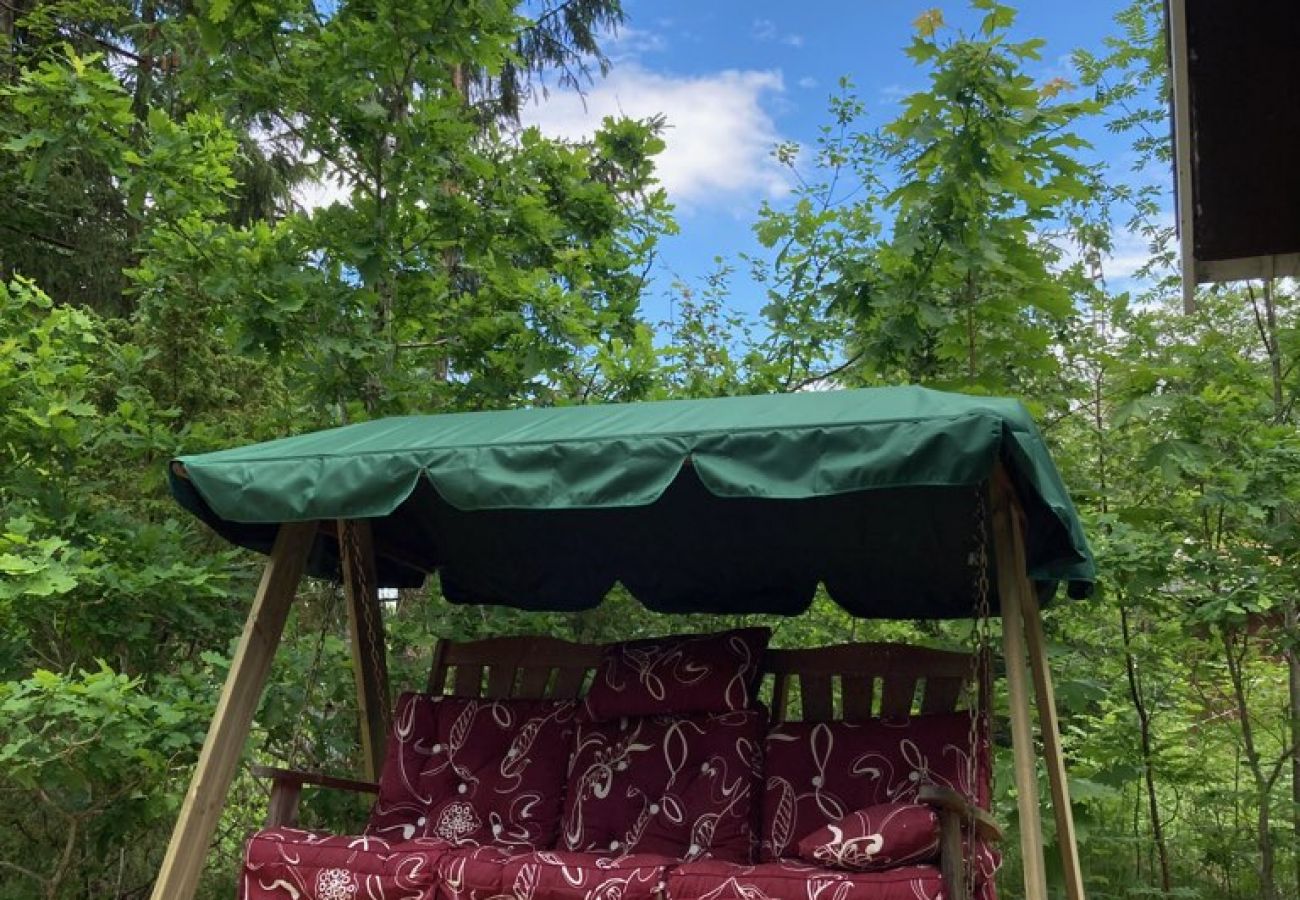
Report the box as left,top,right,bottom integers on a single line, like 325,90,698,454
250,765,379,828
920,785,1003,900
250,765,380,795
917,785,1004,843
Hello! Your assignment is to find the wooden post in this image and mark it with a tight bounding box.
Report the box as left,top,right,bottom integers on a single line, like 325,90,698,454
937,809,967,900
1168,0,1198,313
339,518,391,782
991,487,1049,900
265,779,302,828
150,521,317,900
1022,577,1087,900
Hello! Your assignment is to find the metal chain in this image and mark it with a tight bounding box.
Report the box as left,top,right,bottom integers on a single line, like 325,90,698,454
344,521,391,736
287,583,339,771
962,488,994,899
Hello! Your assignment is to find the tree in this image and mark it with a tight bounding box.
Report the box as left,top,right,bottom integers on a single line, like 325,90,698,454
0,3,672,895
748,3,1099,399
853,3,1096,393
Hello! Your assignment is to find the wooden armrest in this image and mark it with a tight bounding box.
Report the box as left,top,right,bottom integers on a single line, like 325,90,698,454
917,785,1004,843
251,765,380,795
250,765,379,828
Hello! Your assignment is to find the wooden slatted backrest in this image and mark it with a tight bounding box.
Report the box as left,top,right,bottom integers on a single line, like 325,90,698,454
426,635,604,700
424,635,986,724
761,642,986,724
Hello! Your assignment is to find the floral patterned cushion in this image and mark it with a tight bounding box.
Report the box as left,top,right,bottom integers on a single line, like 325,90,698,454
760,713,989,860
431,845,520,900
240,827,450,900
972,839,1002,900
366,693,579,850
664,858,945,900
561,709,766,862
795,803,939,871
501,850,675,900
584,628,770,721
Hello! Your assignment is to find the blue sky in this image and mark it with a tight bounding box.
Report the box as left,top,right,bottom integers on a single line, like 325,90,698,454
524,0,1163,323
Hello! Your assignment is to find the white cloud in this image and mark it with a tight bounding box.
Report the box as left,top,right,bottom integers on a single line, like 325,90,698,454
1038,212,1172,294
1104,219,1172,282
798,76,818,89
524,64,791,208
294,180,347,212
249,122,350,212
879,83,915,104
1034,53,1079,91
606,25,667,60
752,18,803,47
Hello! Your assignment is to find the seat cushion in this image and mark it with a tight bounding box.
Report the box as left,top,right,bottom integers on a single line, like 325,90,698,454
433,845,520,900
501,850,674,900
973,839,1002,900
760,713,989,859
664,859,944,900
584,628,770,721
561,710,765,862
796,802,939,871
240,827,449,900
367,693,579,849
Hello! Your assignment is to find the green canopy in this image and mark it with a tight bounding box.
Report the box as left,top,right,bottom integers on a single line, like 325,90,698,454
170,386,1095,618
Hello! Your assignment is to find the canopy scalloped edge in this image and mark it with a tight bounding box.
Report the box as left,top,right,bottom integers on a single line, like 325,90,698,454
169,387,1096,616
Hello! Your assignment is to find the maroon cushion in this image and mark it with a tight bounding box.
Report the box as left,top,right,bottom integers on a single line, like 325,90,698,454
761,713,989,860
561,709,766,862
795,802,939,871
973,839,1002,900
584,628,770,720
241,827,449,900
432,845,519,900
501,850,674,900
366,693,578,849
665,858,945,900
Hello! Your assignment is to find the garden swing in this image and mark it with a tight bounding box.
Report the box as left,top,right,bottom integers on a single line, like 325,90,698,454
152,386,1095,900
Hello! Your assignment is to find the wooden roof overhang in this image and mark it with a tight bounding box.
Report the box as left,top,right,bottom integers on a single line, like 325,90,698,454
1168,0,1300,311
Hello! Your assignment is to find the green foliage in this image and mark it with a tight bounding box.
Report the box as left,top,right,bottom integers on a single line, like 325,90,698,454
0,666,207,898
0,3,675,895
747,4,1098,397
861,4,1097,391
1073,0,1178,294
2,1,1299,898
0,268,242,897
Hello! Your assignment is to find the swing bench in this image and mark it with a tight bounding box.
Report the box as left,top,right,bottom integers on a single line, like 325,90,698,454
153,386,1096,900
249,636,999,900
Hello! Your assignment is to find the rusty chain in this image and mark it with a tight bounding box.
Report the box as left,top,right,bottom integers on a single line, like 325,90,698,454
962,487,994,899
343,520,391,740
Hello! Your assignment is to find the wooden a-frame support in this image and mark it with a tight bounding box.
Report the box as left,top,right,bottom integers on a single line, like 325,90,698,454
150,522,316,900
150,518,392,900
992,472,1087,900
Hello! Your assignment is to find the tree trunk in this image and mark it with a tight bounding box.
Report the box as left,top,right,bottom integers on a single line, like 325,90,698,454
1222,627,1277,900
1285,597,1300,900
1120,604,1172,894
1252,277,1299,897
132,0,156,123
1,2,12,73
964,272,977,381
